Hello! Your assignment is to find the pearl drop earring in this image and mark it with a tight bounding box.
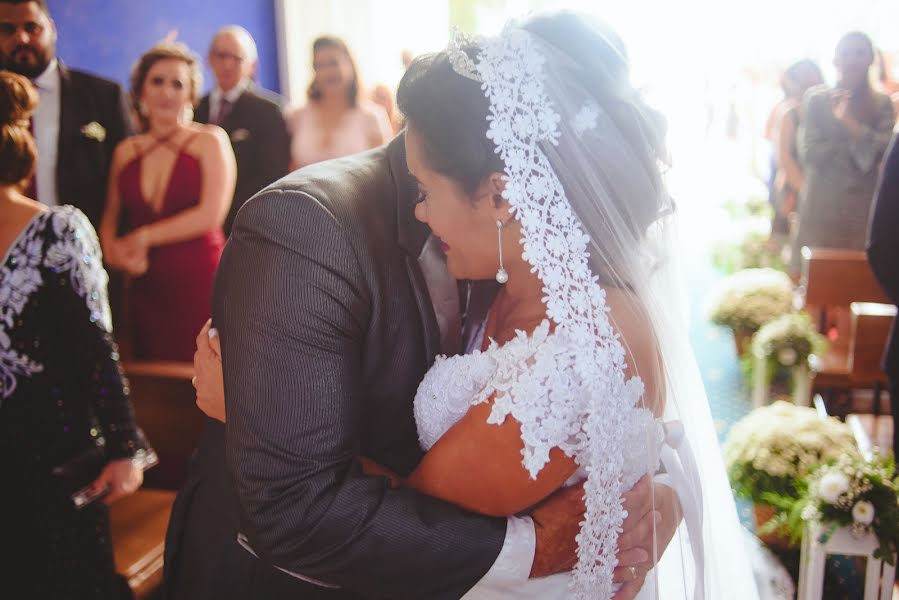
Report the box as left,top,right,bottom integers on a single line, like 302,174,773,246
495,219,509,284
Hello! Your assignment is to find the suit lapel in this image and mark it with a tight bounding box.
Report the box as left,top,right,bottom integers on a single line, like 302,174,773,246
461,280,500,353
195,95,211,124
56,64,76,195
388,135,442,363
405,254,441,362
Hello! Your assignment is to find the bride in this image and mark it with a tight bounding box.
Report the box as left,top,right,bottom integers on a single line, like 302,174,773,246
387,14,759,598
195,11,760,600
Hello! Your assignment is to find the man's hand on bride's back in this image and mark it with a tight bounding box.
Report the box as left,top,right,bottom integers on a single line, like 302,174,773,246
193,319,226,423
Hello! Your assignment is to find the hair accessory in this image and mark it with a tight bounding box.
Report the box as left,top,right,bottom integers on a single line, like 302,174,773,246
447,29,482,83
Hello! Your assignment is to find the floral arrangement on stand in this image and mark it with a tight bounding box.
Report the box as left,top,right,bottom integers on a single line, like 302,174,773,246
707,268,794,355
780,454,899,564
723,402,858,545
744,312,828,390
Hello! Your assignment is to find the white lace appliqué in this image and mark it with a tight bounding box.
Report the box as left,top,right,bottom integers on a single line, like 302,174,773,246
0,216,45,401
415,321,661,488
0,207,111,402
474,27,649,598
571,102,600,138
45,207,112,333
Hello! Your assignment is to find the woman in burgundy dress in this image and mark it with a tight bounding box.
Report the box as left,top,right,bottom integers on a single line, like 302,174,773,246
100,43,236,361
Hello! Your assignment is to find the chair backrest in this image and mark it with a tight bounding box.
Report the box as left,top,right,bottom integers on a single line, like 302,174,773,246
848,302,897,382
123,361,203,490
799,247,891,308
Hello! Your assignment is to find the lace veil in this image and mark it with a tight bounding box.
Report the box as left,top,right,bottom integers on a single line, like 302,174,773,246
449,15,760,599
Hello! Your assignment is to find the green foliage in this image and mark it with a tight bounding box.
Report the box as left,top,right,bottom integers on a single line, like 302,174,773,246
712,230,786,275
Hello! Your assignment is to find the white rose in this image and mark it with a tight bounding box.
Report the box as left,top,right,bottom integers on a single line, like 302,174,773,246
777,347,797,366
852,501,875,525
819,471,850,504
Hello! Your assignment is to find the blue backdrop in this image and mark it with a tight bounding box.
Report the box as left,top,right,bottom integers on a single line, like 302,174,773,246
48,0,280,95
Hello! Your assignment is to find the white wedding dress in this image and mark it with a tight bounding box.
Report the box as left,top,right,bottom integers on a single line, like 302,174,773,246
407,20,760,600
414,321,667,599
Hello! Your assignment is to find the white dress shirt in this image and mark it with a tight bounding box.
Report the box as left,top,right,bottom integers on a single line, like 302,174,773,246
32,59,61,207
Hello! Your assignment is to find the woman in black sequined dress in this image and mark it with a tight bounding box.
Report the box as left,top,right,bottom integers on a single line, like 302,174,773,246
0,72,144,599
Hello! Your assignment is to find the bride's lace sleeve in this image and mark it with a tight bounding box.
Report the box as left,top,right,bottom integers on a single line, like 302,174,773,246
472,321,659,488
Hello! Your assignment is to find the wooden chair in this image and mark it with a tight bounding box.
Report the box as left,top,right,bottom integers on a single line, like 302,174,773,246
110,489,175,599
109,361,203,599
123,361,204,490
797,248,891,411
848,302,896,414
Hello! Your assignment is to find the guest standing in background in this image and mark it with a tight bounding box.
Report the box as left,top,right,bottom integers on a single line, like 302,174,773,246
0,0,133,230
99,43,235,362
770,59,823,250
195,26,290,236
287,36,392,169
0,71,143,600
791,31,895,274
867,132,899,461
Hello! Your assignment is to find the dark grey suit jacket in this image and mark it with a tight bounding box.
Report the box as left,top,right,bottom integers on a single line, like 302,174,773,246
213,135,506,598
195,86,291,236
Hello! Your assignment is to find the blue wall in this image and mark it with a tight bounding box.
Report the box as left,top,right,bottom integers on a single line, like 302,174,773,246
48,0,280,95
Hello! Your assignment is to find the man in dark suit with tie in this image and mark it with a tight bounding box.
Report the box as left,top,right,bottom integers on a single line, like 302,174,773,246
194,26,290,236
868,132,899,460
0,0,132,230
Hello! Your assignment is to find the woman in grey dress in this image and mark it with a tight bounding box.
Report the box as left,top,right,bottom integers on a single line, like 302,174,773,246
791,31,895,275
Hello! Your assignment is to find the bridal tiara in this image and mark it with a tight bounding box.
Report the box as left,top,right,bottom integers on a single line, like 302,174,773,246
447,29,482,82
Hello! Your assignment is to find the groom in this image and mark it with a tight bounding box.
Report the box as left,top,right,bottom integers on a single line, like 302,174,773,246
178,134,680,599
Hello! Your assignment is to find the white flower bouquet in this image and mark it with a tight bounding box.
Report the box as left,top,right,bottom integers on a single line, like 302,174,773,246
707,268,794,351
799,454,899,564
724,401,858,503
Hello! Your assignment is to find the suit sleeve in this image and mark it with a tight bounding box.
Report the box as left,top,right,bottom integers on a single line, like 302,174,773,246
216,191,506,599
867,133,899,303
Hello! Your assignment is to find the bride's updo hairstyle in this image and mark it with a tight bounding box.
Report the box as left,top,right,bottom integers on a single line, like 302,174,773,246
0,71,38,187
395,46,501,195
396,11,669,240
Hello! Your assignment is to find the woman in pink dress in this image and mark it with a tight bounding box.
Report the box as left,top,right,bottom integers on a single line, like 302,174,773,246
99,43,236,361
287,36,393,169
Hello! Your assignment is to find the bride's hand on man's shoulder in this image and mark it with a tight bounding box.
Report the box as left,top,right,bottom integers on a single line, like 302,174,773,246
193,319,225,423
